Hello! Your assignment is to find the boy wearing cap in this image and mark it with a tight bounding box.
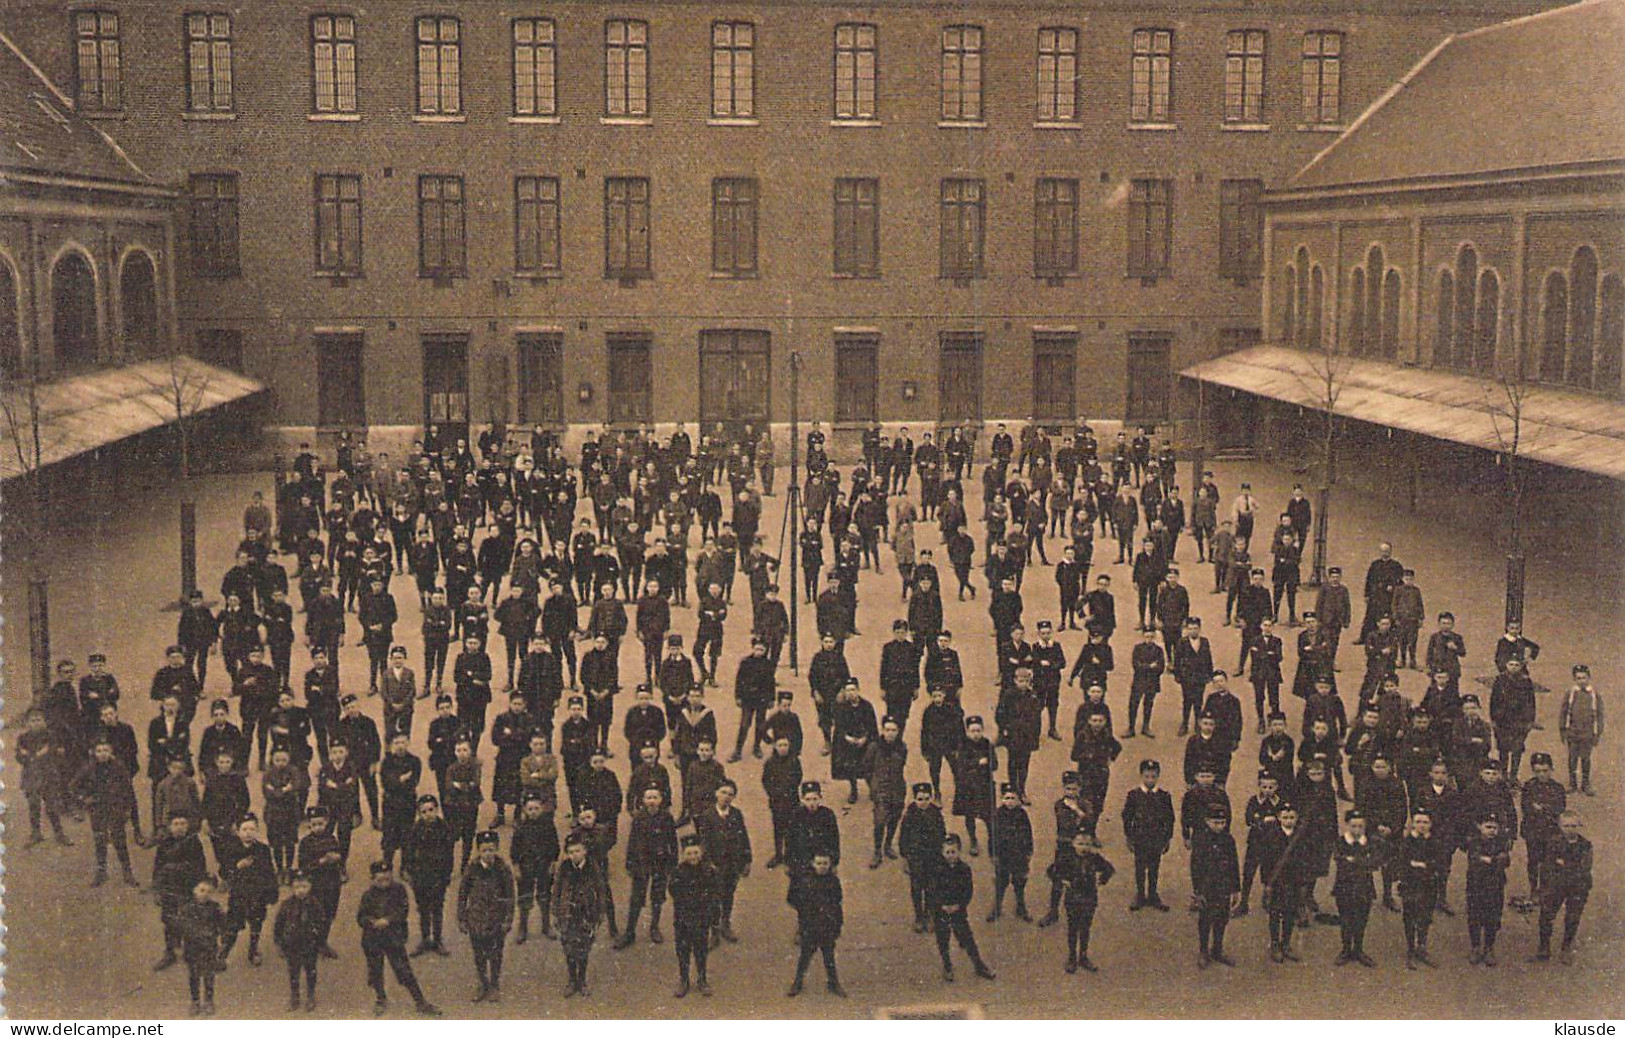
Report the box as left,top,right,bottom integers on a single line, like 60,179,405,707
693,779,752,943
490,692,537,826
984,785,1032,924
152,814,208,971
1180,763,1231,854
625,684,669,760
402,795,455,955
1534,811,1592,964
1331,810,1382,966
1314,567,1352,663
295,806,343,959
1490,655,1538,782
1191,804,1240,967
1518,751,1566,907
927,834,997,982
684,740,729,826
899,782,947,931
380,732,423,870
553,832,607,996
1558,665,1602,796
865,718,910,867
1234,771,1285,916
315,742,362,872
1124,627,1166,740
879,622,924,734
176,876,225,1016
443,737,484,868
1449,695,1495,786
786,781,841,897
458,830,516,1002
218,813,278,968
275,871,326,1010
733,638,778,762
1121,761,1175,911
453,635,494,751
1054,829,1115,973
379,646,418,742
953,717,998,855
1247,618,1285,734
1464,814,1513,965
1425,612,1467,695
786,850,846,997
512,793,560,944
73,737,141,888
337,694,384,829
559,696,595,814
1172,619,1213,738
1390,570,1425,669
618,787,678,947
426,695,460,797
669,834,717,997
357,860,442,1015
1398,808,1442,968
762,737,804,869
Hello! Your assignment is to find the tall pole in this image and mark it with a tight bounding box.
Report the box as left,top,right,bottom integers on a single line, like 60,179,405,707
787,350,802,674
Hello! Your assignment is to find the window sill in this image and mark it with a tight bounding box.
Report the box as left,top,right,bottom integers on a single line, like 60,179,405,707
1297,123,1345,133
315,271,364,281
413,113,467,124
1128,122,1178,131
513,271,562,281
709,271,760,279
829,118,881,128
308,112,361,122
78,109,128,121
707,116,759,127
600,116,652,126
937,120,986,129
420,273,467,283
832,272,882,280
1221,122,1271,132
183,111,237,121
509,115,561,125
1033,120,1082,130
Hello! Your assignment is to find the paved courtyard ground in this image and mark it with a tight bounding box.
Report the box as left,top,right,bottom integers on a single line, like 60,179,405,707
3,455,1621,1019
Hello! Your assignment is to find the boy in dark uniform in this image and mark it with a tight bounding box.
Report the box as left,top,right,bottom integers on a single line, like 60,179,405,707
458,830,517,1003
177,876,226,1016
379,732,423,870
617,786,678,947
692,779,752,944
1121,760,1175,910
426,695,460,796
274,872,326,1011
559,697,595,815
1235,771,1285,916
1355,755,1409,908
15,708,72,847
919,687,963,796
952,716,997,855
1520,751,1566,906
315,742,363,871
899,782,947,931
1191,804,1240,967
1127,626,1165,738
786,850,846,997
71,738,140,887
762,736,803,869
1533,810,1591,964
357,860,443,1016
295,806,343,959
1054,829,1115,973
988,783,1034,922
762,689,804,758
625,684,669,760
402,794,455,956
927,834,996,982
1258,712,1295,794
668,834,717,997
219,813,279,967
1039,771,1094,926
1399,808,1442,968
1465,814,1513,965
152,814,208,971
1258,803,1314,962
443,737,484,868
489,691,535,825
1331,809,1383,967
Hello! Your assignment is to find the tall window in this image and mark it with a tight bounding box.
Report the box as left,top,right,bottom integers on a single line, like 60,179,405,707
1034,334,1077,420
316,333,366,426
1127,178,1171,278
1539,273,1569,383
1131,29,1173,123
940,179,985,279
1309,265,1325,346
1034,178,1078,277
712,22,754,118
712,178,758,276
605,19,649,117
1454,246,1478,371
416,16,462,115
1126,333,1172,421
1598,275,1624,394
1218,179,1262,278
1364,246,1386,355
311,15,357,113
1348,268,1366,355
1282,265,1297,344
604,177,651,279
1302,31,1342,125
1475,270,1500,373
0,258,19,378
834,334,879,423
513,18,557,117
1224,30,1265,123
1382,270,1401,360
1435,270,1455,368
941,26,983,122
188,173,239,277
517,333,564,424
418,175,466,278
1295,246,1310,343
834,178,879,277
834,23,877,120
1569,246,1598,388
607,333,653,423
185,13,233,112
74,11,122,112
1037,27,1078,121
515,176,560,275
315,174,362,275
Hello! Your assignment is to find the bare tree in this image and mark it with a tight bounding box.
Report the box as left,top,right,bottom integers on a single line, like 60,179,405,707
1289,336,1355,586
1481,360,1539,626
0,364,56,696
133,347,215,604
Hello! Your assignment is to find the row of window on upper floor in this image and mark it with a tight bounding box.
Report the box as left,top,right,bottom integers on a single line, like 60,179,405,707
71,10,1348,128
1278,241,1625,397
185,171,1265,284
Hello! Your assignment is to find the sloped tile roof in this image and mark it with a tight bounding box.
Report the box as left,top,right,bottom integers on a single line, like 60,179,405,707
1290,0,1625,190
0,29,151,186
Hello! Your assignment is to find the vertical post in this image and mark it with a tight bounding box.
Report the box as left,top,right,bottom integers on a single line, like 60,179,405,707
1311,487,1330,587
1504,553,1525,628
180,500,198,601
787,350,801,674
1190,378,1206,497
28,575,50,696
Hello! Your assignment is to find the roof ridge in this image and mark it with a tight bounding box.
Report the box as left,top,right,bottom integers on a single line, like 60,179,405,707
1452,0,1619,40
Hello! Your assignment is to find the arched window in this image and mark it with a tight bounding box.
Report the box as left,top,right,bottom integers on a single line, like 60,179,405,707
1453,246,1477,370
1381,269,1400,359
0,256,19,377
1282,264,1297,345
120,252,160,359
1475,270,1500,373
1541,271,1569,382
1348,267,1366,355
1598,274,1623,395
1295,247,1310,345
1310,265,1325,348
1435,270,1454,368
1568,246,1597,388
1365,246,1385,352
51,251,98,370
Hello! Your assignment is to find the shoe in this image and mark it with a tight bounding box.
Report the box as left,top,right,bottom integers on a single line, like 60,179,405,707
122,868,141,887
1468,948,1484,965
942,965,955,983
885,845,899,860
1077,957,1098,973
695,979,712,997
1142,727,1155,739
1128,899,1144,913
974,965,996,980
650,925,664,944
153,952,178,972
1065,959,1078,974
1583,785,1596,797
786,978,804,998
56,833,74,847
410,940,432,956
1416,950,1437,968
289,995,303,1012
1176,724,1189,738
190,1004,202,1018
1048,729,1062,742
1559,947,1575,965
969,839,980,857
1407,952,1418,970
1383,897,1399,913
91,870,108,888
1437,902,1455,917
1530,951,1551,963
1269,946,1284,964
1149,899,1170,912
319,944,339,959
416,1001,443,1017
1198,953,1210,970
765,856,782,869
434,941,451,957
870,853,883,870
614,933,634,950
305,994,317,1012
516,927,528,946
1280,947,1300,962
673,980,689,999
1356,953,1375,968
563,983,578,999
726,753,742,764
249,947,263,967
721,924,739,943
986,908,1000,923
1122,729,1137,739
471,985,488,1004
373,1001,387,1017
1015,906,1033,922
828,982,848,997
914,918,929,933
1256,720,1266,734
1484,949,1497,967
1037,912,1059,928
1212,952,1235,967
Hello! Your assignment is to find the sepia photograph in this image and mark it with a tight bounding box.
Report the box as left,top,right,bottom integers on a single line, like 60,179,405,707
0,0,1620,1023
